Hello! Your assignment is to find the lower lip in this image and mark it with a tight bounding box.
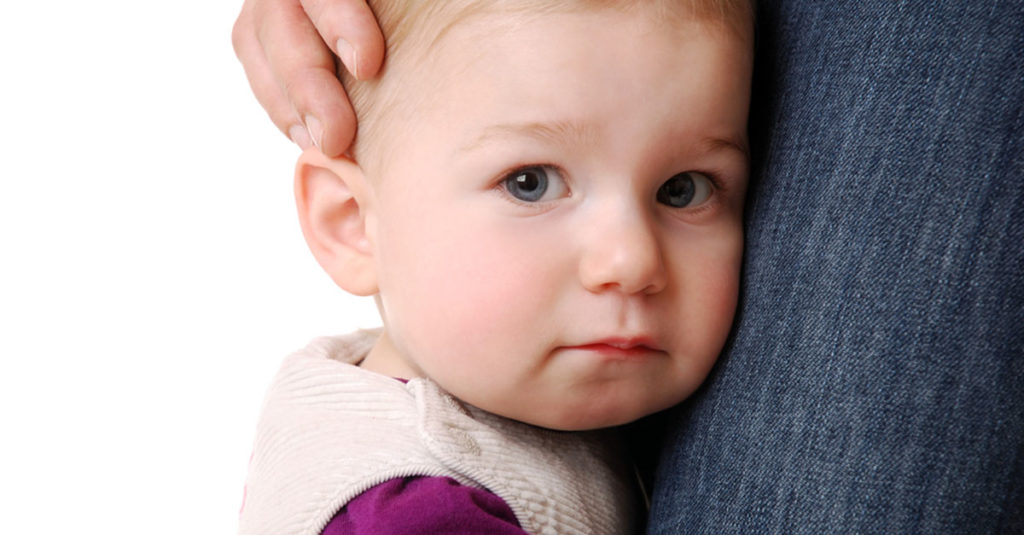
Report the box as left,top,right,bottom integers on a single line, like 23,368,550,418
564,343,658,358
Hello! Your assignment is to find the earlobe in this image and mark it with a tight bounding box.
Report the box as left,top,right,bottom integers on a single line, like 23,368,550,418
294,147,378,296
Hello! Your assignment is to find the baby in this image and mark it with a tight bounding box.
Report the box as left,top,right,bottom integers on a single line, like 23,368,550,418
239,0,753,533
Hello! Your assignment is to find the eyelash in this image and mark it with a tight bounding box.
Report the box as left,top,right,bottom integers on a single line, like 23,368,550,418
702,171,728,196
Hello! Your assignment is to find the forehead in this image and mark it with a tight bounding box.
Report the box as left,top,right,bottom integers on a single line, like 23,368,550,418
426,13,745,133
358,5,751,177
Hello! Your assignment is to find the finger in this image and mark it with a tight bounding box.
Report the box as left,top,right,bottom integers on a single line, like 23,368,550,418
255,0,358,156
232,10,313,149
300,0,386,80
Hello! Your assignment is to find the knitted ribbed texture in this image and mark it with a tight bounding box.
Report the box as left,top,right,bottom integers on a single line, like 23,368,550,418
238,331,636,535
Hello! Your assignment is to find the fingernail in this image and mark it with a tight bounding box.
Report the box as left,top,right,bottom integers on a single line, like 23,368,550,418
304,115,323,149
336,38,359,79
289,124,312,149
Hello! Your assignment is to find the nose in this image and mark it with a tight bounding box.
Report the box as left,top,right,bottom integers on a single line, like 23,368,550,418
578,204,667,295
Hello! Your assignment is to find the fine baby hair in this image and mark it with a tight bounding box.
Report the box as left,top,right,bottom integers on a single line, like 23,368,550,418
338,0,754,171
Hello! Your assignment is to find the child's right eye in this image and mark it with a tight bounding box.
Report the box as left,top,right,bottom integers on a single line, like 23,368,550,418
500,165,568,203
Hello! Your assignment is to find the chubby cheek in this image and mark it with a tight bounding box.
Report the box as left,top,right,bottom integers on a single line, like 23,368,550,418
670,222,743,379
374,209,565,383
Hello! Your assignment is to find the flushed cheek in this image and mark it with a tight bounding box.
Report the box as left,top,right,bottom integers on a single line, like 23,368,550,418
666,228,742,362
689,272,738,360
377,217,564,376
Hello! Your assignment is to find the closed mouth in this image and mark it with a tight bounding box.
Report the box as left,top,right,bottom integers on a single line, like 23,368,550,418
562,337,662,357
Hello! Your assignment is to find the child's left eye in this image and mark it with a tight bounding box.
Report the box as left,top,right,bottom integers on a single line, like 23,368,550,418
656,171,714,208
500,165,569,203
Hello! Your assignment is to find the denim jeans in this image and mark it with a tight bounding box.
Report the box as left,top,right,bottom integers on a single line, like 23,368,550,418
647,1,1024,533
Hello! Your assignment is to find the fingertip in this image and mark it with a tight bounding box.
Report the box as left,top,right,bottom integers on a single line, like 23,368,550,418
317,95,358,158
288,71,357,156
354,30,385,79
304,115,324,149
318,119,356,158
289,124,314,150
337,33,382,81
303,0,385,80
335,38,359,80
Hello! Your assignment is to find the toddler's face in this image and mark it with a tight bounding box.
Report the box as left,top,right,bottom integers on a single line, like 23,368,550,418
361,9,751,430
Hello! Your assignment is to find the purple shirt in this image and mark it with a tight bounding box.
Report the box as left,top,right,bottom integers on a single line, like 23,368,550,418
322,476,526,534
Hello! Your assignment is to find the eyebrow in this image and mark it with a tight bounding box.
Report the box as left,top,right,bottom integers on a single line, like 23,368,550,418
458,120,596,154
459,119,748,160
699,135,749,159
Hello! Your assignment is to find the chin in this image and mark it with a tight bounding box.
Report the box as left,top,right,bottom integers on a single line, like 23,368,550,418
519,400,663,432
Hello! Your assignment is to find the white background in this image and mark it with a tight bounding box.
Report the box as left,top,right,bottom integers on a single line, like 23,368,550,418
0,1,380,532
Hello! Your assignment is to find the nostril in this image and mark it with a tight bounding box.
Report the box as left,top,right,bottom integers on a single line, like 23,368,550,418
579,244,667,296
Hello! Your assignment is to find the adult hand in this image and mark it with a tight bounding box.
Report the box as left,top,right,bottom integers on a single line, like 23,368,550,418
232,0,385,157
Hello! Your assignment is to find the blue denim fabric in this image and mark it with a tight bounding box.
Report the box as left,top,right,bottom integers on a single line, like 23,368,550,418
648,1,1024,533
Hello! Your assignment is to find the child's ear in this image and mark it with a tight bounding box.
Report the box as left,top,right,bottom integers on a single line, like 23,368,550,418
294,147,378,296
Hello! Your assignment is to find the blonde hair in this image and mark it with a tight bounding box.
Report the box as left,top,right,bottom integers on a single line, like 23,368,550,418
342,0,754,172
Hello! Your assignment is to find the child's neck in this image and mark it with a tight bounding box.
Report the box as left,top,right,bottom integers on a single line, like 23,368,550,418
360,330,421,380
